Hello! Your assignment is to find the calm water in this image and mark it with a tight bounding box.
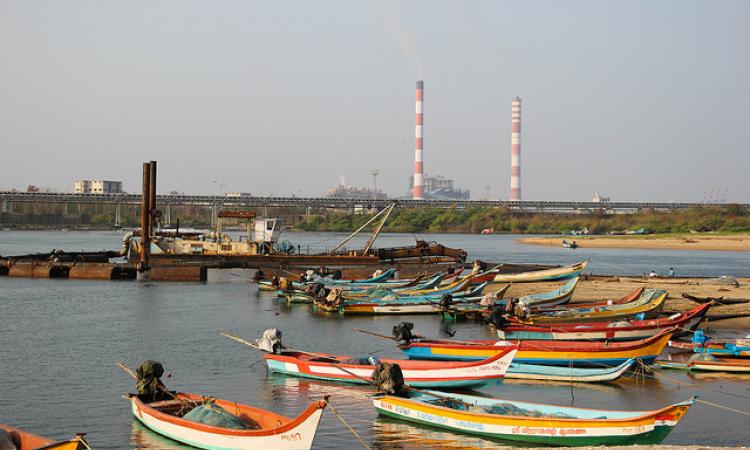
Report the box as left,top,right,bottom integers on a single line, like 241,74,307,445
1,230,750,449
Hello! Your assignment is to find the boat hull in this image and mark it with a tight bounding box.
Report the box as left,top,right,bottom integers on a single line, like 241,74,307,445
400,330,673,367
491,261,588,283
0,424,87,450
499,303,710,341
372,392,693,446
506,359,634,382
264,348,517,388
130,393,326,450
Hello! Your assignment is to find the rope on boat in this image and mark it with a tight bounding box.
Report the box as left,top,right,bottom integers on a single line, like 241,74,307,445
696,399,750,417
79,437,94,450
328,402,373,450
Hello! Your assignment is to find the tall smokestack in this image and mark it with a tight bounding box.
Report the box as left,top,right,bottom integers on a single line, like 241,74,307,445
510,97,521,201
412,79,425,200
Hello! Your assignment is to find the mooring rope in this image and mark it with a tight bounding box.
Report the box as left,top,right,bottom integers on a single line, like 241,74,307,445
696,399,750,417
328,402,372,450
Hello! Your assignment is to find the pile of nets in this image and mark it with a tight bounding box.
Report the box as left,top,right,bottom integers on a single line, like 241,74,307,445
183,402,259,430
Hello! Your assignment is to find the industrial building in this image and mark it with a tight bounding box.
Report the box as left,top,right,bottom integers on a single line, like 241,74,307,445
326,182,387,200
408,175,470,201
74,180,123,194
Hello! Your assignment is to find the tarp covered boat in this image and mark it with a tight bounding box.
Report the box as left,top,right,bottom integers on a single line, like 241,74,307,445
372,390,694,446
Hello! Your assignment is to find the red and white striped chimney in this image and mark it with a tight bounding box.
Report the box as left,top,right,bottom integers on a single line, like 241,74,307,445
412,79,425,200
510,97,521,201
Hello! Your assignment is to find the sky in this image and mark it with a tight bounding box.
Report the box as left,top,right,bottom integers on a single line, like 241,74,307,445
0,0,748,202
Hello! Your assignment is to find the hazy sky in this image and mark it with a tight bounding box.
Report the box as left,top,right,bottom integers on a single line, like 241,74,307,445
1,1,748,201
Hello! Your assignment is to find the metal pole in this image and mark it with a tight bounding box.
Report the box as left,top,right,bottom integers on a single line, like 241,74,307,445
149,160,157,233
140,162,151,273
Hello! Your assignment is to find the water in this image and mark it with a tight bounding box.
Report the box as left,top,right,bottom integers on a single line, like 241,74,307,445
1,230,750,449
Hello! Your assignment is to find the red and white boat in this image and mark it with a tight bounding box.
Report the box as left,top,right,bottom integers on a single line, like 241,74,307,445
264,345,518,389
128,392,328,450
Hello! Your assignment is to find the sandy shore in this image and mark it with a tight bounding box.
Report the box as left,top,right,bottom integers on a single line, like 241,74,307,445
518,234,750,252
499,277,750,330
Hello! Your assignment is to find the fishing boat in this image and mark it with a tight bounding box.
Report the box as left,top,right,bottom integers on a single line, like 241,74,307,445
372,390,694,446
440,278,582,320
686,354,750,372
497,302,711,341
398,328,675,367
263,346,517,389
518,276,580,307
127,392,328,450
506,358,635,382
491,261,588,283
316,283,505,315
0,424,88,450
668,331,750,356
531,286,646,313
656,354,750,373
517,289,668,324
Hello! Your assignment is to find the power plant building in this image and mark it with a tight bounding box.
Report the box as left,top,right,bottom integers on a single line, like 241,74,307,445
408,175,470,201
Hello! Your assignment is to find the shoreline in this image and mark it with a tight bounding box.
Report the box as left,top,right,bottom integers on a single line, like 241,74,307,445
519,234,750,252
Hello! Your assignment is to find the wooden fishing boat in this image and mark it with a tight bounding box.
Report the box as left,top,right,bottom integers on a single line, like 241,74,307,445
668,331,750,356
314,283,505,315
656,354,750,373
263,346,517,388
686,354,750,372
398,328,675,367
506,358,635,382
531,286,645,313
372,390,694,446
127,392,327,450
491,261,588,283
518,289,668,324
439,279,583,320
518,276,580,307
498,302,711,341
0,424,88,450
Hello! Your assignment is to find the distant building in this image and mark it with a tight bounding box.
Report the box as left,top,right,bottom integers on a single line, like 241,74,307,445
74,180,123,194
26,185,40,193
408,175,470,200
326,182,387,200
592,192,611,203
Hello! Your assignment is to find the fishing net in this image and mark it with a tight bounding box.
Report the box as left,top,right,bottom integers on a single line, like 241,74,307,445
427,398,580,419
372,362,408,396
439,294,453,311
342,356,380,365
136,360,165,396
183,402,259,430
392,322,415,344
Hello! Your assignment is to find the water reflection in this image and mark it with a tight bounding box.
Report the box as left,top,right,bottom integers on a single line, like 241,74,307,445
131,421,190,449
